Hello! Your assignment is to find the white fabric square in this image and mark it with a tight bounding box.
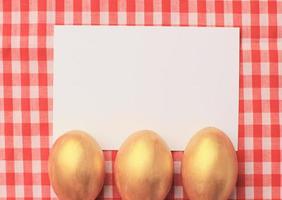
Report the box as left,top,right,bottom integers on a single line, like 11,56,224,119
0,160,6,172
0,86,4,100
153,12,162,25
263,162,272,174
245,137,253,150
224,13,233,26
30,86,39,98
100,12,109,24
174,161,181,173
105,161,112,173
118,12,127,25
242,13,251,26
260,63,269,75
0,12,2,24
103,186,113,198
13,111,22,123
48,111,53,122
15,185,24,198
263,186,272,199
48,86,52,98
47,61,53,73
0,87,3,100
206,13,215,26
46,36,53,48
47,11,55,24
12,61,21,73
278,14,282,26
245,162,254,174
262,112,271,125
82,12,91,24
29,61,38,73
14,160,23,173
244,63,252,75
12,86,21,98
11,12,21,24
0,135,5,148
244,88,253,100
260,39,269,50
0,186,6,198
64,12,73,24
32,185,42,198
188,13,198,25
171,13,180,25
244,112,253,125
245,187,254,199
29,11,38,24
262,137,271,150
136,12,144,25
259,14,269,26
31,135,41,148
278,62,282,74
174,186,183,198
242,38,251,50
32,160,41,173
30,111,40,123
13,136,23,148
11,36,20,48
29,36,38,48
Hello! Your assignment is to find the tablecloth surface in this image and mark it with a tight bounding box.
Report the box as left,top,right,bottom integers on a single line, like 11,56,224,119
0,0,281,199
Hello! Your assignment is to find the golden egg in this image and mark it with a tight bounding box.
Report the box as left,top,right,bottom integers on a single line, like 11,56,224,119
181,127,238,200
114,130,173,200
48,130,105,200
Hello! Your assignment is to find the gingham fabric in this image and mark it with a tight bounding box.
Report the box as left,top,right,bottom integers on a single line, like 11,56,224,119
0,0,281,199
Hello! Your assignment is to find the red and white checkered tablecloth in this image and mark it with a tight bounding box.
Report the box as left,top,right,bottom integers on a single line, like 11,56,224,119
0,0,281,199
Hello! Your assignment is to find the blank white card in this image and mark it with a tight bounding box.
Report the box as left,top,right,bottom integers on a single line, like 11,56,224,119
53,26,239,150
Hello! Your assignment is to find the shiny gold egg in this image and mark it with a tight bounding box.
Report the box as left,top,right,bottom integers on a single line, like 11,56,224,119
181,127,238,200
48,130,105,200
114,130,173,200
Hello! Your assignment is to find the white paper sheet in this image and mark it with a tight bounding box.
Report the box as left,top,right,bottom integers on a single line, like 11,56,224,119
53,26,239,150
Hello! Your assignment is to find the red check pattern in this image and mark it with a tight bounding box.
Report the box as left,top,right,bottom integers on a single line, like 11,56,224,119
0,0,281,199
